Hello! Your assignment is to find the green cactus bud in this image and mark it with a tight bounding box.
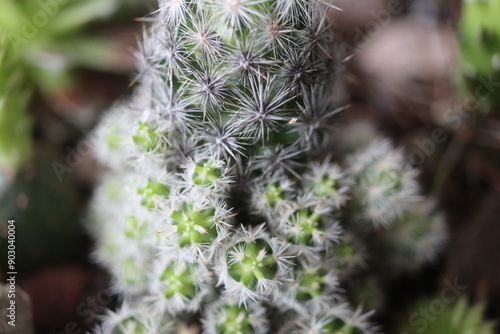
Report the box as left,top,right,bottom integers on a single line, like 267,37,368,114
137,179,170,208
264,181,285,207
124,216,148,239
227,238,277,289
171,205,218,246
99,300,175,334
193,160,223,186
132,121,163,152
203,297,268,334
161,262,198,299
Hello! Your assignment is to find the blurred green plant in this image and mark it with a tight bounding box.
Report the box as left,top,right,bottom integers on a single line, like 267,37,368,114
459,0,500,113
0,0,145,272
0,0,140,95
0,34,32,184
0,147,84,273
400,296,495,334
0,0,144,187
429,0,500,191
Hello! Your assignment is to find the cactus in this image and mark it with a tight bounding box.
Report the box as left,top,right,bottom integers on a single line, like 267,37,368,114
89,1,446,332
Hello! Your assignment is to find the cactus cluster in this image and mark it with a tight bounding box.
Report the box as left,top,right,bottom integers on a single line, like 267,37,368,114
89,0,446,333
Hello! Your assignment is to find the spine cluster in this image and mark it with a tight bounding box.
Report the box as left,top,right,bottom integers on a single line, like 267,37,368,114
89,1,446,333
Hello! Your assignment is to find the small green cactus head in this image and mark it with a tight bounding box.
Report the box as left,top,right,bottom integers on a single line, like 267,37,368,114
216,224,292,304
347,138,419,228
276,257,339,314
150,258,211,314
99,300,175,334
290,305,375,334
203,297,269,334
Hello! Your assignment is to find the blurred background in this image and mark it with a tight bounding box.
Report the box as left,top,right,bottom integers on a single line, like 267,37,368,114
0,0,499,333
